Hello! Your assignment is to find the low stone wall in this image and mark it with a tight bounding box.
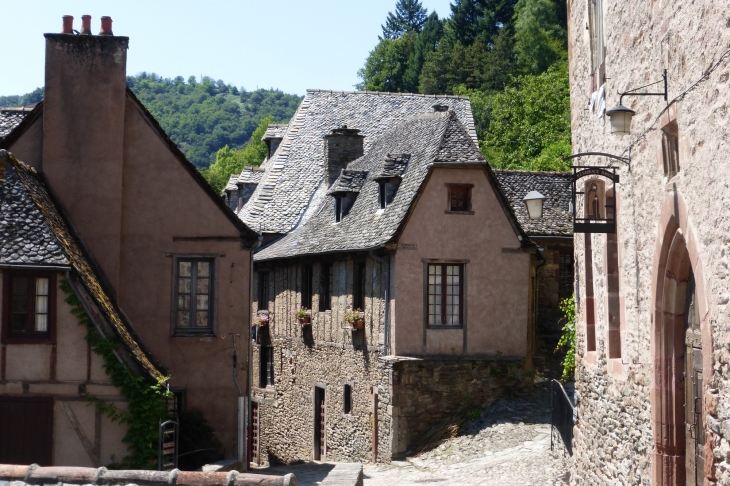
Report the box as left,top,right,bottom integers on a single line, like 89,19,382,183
385,356,525,458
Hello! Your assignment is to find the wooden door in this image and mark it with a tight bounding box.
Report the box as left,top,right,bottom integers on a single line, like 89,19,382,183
685,272,703,486
314,387,325,460
0,396,53,465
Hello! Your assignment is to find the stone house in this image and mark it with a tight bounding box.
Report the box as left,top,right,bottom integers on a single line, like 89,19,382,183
229,89,572,465
0,18,257,466
567,1,730,484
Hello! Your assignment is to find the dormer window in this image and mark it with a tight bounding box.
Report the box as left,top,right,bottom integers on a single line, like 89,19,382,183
335,196,344,222
377,178,401,210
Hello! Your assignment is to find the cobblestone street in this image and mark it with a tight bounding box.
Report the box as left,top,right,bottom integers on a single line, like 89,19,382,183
364,374,571,486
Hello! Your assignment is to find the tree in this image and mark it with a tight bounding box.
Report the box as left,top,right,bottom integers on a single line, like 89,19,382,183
402,12,443,92
513,0,567,75
203,116,272,193
482,63,571,171
448,0,518,46
356,34,417,92
381,0,429,39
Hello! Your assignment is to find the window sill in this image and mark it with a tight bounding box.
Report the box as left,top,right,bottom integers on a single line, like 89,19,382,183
1,335,54,345
172,331,216,338
426,325,464,330
444,210,474,215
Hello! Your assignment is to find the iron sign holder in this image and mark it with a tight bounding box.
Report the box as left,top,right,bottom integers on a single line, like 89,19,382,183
564,152,627,234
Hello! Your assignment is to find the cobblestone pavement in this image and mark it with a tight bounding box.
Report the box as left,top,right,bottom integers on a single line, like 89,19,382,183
363,378,572,486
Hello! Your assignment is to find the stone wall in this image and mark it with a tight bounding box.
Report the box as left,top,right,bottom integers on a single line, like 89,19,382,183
385,356,524,458
568,0,730,483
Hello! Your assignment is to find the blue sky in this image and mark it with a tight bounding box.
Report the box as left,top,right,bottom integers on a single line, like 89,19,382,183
0,0,454,97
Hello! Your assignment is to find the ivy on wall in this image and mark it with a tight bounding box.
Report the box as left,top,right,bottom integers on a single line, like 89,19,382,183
60,279,171,469
555,294,576,382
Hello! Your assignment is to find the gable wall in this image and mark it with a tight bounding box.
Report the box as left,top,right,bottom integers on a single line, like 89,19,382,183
0,270,127,466
7,117,43,171
393,166,530,357
117,98,251,456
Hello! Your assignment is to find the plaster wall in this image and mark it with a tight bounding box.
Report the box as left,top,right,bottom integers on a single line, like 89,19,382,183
117,98,252,455
568,0,730,483
7,116,43,171
0,270,127,466
393,166,530,357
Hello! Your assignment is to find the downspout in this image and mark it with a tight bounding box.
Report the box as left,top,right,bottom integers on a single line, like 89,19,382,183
369,250,390,355
243,233,264,469
533,247,548,367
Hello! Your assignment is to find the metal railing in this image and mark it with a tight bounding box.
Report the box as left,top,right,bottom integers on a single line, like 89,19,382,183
550,379,575,456
158,419,179,471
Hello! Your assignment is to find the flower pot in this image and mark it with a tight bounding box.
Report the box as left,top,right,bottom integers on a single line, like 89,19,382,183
298,316,311,325
257,321,269,327
350,319,364,330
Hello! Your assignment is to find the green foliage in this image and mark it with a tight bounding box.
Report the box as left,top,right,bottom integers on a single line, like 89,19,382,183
381,0,429,39
357,34,418,92
482,62,571,171
555,295,576,382
514,0,567,74
0,87,44,107
203,116,272,192
177,411,224,471
60,279,171,469
359,0,571,171
126,73,301,167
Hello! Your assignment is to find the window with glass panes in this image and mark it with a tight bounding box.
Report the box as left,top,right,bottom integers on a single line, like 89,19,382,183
3,272,54,341
448,186,470,212
427,264,464,326
175,259,214,332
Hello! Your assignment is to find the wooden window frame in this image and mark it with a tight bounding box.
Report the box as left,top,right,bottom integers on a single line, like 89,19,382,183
172,256,216,336
319,263,333,312
2,271,56,345
258,271,270,311
445,183,474,215
353,261,366,310
424,262,466,328
302,264,313,310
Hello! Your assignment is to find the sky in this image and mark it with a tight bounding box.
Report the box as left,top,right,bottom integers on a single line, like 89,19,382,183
0,0,454,97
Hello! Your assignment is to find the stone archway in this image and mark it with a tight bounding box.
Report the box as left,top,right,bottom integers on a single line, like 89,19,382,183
651,193,710,485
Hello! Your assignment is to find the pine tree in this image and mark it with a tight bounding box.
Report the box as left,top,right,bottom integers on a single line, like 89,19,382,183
380,0,429,40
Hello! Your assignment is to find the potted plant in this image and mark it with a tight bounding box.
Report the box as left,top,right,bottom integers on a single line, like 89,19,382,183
292,307,311,325
344,308,364,330
256,314,270,327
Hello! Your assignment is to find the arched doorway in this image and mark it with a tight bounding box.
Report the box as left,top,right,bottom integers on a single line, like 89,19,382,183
652,221,706,485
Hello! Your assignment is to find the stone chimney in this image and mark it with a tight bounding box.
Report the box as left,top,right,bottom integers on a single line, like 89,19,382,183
42,17,129,290
323,126,364,186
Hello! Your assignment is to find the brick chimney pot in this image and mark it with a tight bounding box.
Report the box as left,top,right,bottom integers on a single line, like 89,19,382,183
80,15,92,35
99,16,113,36
61,15,73,34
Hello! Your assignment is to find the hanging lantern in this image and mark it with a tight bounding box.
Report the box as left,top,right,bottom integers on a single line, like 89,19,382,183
605,104,636,136
523,191,546,219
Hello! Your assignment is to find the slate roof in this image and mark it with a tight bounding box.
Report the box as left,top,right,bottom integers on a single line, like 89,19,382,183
328,170,368,194
238,90,477,234
261,123,288,140
224,174,239,192
0,108,33,138
255,111,487,261
0,150,164,380
238,165,266,184
375,154,410,180
494,170,573,237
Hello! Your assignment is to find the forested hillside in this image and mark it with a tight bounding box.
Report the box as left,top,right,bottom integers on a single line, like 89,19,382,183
0,75,302,170
359,0,570,171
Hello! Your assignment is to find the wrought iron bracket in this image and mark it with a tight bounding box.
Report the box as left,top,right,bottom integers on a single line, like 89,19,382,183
565,152,624,234
617,69,668,106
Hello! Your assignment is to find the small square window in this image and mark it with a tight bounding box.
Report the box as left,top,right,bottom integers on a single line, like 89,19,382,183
2,272,56,343
448,186,471,212
174,258,214,334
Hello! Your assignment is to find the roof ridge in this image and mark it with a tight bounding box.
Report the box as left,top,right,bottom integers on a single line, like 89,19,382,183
305,89,470,100
494,169,572,176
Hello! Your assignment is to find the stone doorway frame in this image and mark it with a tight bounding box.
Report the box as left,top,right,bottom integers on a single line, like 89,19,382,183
651,191,711,485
